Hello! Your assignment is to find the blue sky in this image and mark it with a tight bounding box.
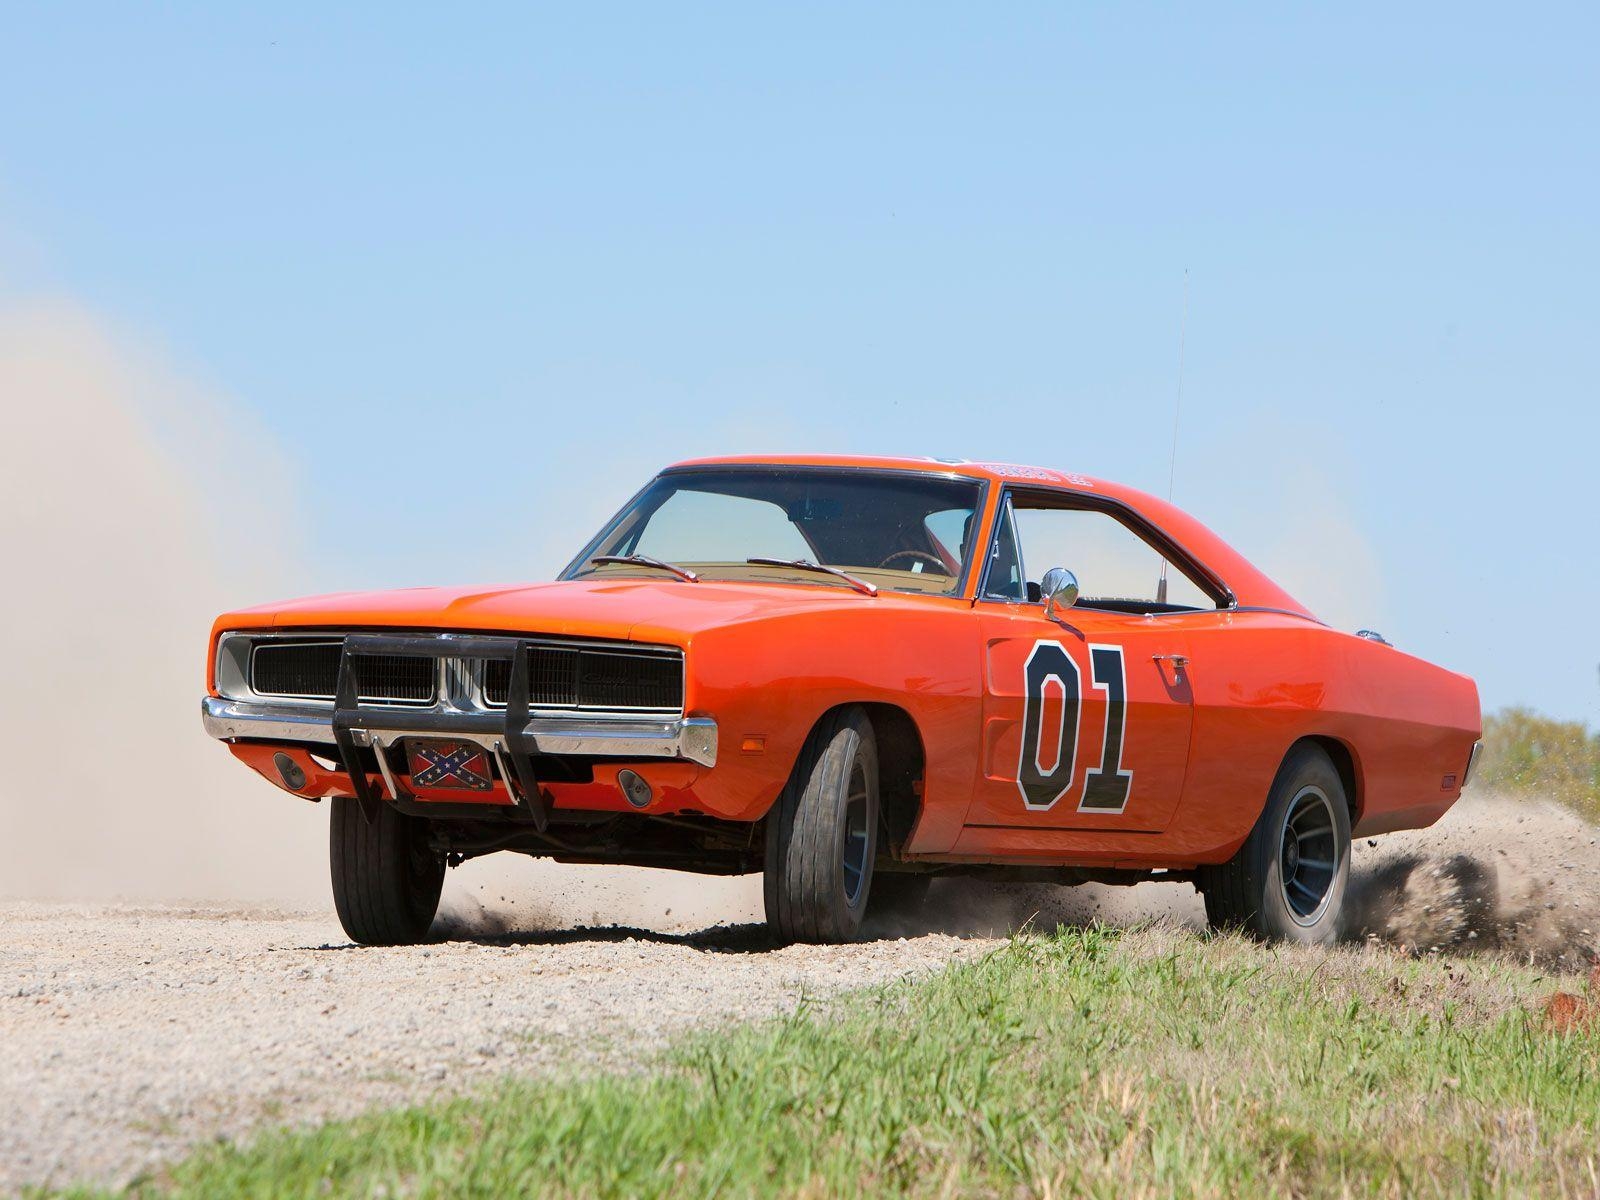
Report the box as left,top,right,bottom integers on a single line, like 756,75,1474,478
2,5,1596,723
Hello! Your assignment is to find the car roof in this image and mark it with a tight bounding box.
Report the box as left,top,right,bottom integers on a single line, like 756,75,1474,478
669,453,1098,488
666,453,1315,618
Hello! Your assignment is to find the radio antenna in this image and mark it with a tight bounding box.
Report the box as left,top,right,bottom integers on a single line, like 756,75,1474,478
1156,270,1189,605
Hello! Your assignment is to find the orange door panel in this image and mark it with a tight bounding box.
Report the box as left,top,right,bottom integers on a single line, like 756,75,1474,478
961,606,1194,833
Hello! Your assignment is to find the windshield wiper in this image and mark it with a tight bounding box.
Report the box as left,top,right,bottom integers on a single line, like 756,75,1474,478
746,557,878,597
589,554,700,583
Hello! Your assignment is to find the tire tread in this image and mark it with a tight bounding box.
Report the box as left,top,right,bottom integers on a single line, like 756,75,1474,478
330,797,443,946
764,707,877,945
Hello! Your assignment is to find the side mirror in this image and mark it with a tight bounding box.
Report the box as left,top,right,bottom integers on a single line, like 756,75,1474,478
1040,567,1079,619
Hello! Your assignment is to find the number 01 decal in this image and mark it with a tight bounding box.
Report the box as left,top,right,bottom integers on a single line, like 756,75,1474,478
1016,640,1134,814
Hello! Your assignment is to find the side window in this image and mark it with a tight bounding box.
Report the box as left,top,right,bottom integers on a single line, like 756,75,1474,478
983,501,1028,601
632,490,812,562
999,499,1216,611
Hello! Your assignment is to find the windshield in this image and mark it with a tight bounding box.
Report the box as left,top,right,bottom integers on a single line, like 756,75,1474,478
565,467,985,596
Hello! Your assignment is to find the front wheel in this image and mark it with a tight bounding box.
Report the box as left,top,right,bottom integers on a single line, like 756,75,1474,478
1199,744,1351,945
764,707,879,944
330,797,445,946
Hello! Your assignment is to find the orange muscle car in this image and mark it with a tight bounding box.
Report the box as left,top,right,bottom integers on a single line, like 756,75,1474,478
203,455,1481,945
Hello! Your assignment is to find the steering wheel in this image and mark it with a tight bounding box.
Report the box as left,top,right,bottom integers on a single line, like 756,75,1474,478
876,549,952,575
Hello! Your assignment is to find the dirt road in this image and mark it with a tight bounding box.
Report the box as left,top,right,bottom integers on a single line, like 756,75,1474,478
0,899,999,1193
3,793,1594,1194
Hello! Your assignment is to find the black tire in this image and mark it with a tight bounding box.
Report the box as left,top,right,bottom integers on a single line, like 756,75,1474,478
330,797,446,946
1199,744,1351,946
764,706,880,944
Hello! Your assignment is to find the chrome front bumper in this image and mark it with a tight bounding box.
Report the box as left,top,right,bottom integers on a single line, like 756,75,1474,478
201,696,718,767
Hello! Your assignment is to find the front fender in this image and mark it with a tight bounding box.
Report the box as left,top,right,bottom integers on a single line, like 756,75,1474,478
679,602,980,848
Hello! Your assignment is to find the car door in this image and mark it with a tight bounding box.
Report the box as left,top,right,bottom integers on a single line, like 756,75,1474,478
960,491,1207,834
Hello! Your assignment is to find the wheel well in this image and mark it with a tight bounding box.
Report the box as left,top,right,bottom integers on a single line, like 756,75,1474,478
1296,735,1361,824
856,702,926,855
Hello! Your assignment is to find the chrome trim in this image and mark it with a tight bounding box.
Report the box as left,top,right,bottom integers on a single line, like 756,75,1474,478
216,630,430,710
370,732,405,800
1039,566,1079,620
1223,606,1330,625
491,741,518,795
1463,740,1484,788
218,630,685,714
526,715,717,765
200,696,719,767
203,696,342,743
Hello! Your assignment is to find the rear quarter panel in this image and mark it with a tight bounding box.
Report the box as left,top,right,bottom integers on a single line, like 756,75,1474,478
1171,612,1480,861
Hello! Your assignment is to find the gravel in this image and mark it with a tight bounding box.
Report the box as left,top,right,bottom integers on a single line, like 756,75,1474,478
4,791,1592,1195
0,899,992,1193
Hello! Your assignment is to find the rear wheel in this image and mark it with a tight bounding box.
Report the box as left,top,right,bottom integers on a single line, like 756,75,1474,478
764,707,879,944
1199,744,1351,945
330,797,445,946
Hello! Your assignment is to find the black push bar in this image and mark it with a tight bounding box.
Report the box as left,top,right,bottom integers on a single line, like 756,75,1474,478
330,634,550,831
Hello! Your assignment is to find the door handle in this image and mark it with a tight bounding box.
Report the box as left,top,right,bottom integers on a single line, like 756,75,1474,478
1151,654,1189,668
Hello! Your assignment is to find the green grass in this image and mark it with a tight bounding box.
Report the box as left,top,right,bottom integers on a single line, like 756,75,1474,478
75,926,1600,1199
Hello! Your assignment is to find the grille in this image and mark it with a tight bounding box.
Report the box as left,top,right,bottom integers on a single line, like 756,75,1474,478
250,642,435,705
482,645,682,711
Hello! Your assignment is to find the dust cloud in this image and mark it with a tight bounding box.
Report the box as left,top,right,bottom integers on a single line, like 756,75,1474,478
0,304,326,903
0,304,819,923
433,861,1208,945
432,793,1599,958
433,858,764,940
0,304,779,919
1346,791,1600,969
858,876,1204,942
860,793,1598,966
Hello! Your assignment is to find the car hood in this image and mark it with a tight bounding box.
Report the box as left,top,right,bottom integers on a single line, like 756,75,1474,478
213,577,938,646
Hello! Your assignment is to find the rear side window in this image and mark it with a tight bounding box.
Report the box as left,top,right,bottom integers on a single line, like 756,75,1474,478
986,495,1219,612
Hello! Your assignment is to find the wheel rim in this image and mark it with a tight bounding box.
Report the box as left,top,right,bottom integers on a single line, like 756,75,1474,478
841,760,870,906
1278,786,1339,926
